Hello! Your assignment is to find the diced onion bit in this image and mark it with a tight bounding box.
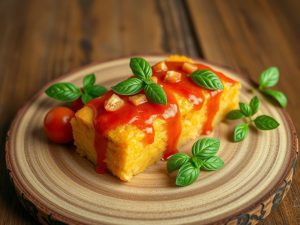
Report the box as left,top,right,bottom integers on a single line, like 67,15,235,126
151,76,158,83
153,62,168,72
104,94,125,111
129,94,148,106
182,62,198,74
163,104,178,119
164,71,182,83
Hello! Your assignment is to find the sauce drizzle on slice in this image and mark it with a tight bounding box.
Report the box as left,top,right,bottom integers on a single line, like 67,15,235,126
87,61,236,173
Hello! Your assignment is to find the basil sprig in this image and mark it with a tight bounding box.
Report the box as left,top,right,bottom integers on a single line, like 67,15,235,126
190,70,224,90
167,138,224,187
112,57,167,104
45,74,107,104
258,67,287,108
227,96,280,142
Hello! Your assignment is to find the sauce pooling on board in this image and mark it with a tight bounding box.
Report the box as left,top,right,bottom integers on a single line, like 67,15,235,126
87,61,236,173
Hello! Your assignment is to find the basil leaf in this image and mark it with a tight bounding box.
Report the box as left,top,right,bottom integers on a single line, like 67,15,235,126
112,78,144,95
83,74,96,91
81,93,93,104
190,70,224,90
144,83,167,105
249,96,260,115
233,123,249,142
262,89,287,108
239,102,252,117
89,85,107,97
226,110,244,120
254,115,280,130
176,162,199,187
167,153,190,173
192,138,220,158
130,57,152,80
202,156,224,171
191,156,203,169
45,82,81,102
259,67,279,89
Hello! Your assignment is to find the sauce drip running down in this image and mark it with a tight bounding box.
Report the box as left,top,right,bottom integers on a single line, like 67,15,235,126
87,61,236,173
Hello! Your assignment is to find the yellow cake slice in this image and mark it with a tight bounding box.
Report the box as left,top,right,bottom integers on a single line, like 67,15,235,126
71,57,240,181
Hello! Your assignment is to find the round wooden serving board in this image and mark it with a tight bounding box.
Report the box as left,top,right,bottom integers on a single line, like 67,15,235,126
6,56,298,225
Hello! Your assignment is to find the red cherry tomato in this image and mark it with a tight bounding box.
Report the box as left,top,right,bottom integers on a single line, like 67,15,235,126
44,107,75,144
71,97,84,111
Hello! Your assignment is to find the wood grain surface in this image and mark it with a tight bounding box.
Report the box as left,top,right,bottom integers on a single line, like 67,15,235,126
0,0,299,224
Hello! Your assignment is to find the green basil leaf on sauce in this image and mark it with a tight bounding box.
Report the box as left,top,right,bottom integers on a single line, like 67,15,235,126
144,83,167,105
112,78,144,95
130,57,152,81
190,70,224,90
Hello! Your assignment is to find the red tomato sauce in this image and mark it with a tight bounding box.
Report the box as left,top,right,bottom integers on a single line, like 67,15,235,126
87,61,236,173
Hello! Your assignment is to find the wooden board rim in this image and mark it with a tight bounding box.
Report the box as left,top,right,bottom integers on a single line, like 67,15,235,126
5,55,299,225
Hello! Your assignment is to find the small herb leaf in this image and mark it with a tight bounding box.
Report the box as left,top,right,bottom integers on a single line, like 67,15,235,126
250,96,260,115
233,123,249,142
191,156,203,169
262,89,287,108
239,102,252,117
130,57,152,80
192,138,220,158
167,153,190,173
144,83,167,104
89,85,107,97
202,156,224,171
259,67,279,89
176,162,200,187
112,78,144,96
254,115,280,130
226,110,244,120
191,70,224,90
81,93,93,104
45,83,81,102
83,74,96,91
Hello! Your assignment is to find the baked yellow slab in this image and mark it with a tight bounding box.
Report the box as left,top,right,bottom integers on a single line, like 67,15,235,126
71,57,240,181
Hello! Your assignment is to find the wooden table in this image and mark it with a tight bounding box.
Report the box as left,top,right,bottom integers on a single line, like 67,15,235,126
0,0,299,224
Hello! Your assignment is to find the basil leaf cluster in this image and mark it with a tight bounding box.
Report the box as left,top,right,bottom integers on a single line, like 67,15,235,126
45,74,107,104
167,138,224,187
227,96,280,142
258,67,287,108
112,57,167,105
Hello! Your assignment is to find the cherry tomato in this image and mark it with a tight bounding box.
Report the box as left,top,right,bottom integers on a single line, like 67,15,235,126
44,107,75,144
71,98,84,111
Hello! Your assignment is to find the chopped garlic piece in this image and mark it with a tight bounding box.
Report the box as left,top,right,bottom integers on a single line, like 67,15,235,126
145,115,157,124
128,94,148,106
151,76,158,83
164,71,182,83
104,94,124,112
182,62,198,74
163,104,178,119
153,62,168,72
188,94,203,105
